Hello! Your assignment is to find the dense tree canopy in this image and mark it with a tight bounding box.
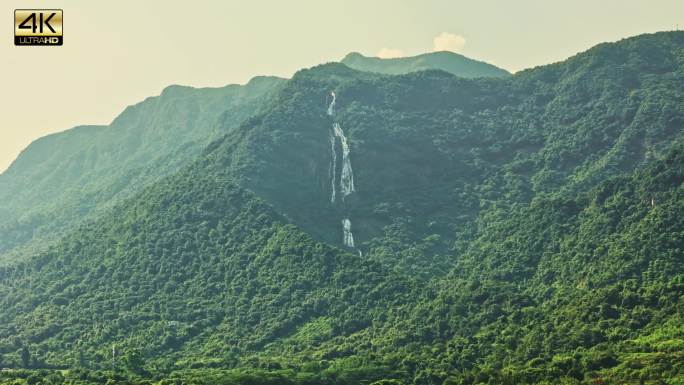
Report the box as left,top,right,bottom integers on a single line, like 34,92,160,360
0,31,683,385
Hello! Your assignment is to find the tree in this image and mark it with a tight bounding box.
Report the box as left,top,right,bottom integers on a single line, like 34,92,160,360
371,380,405,385
20,346,30,368
76,350,87,368
123,349,145,374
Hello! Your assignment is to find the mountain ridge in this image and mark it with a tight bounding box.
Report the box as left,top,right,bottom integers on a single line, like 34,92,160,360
0,75,287,263
341,50,510,78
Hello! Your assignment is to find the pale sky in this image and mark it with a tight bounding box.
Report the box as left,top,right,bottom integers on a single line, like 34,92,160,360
1,0,683,172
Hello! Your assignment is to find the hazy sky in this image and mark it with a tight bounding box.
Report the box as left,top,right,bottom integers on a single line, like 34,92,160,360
1,1,683,172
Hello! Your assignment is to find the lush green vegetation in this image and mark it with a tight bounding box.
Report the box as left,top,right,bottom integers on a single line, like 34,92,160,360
0,32,683,384
0,76,285,264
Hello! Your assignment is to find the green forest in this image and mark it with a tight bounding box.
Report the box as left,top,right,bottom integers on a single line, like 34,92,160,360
0,32,682,385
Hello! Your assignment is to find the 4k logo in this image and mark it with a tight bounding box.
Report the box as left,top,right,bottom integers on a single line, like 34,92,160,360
15,10,63,46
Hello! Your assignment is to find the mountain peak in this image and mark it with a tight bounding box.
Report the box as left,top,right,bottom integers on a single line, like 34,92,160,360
341,50,510,78
341,51,364,61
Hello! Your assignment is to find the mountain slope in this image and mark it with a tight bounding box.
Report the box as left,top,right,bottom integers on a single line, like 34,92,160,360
206,32,684,279
0,31,683,385
380,142,684,384
0,76,285,263
0,162,418,372
0,137,680,385
341,51,510,78
253,142,684,384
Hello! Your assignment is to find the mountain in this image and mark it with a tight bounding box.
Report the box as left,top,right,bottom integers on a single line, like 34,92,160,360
341,51,510,78
0,76,285,264
0,50,507,265
0,31,683,385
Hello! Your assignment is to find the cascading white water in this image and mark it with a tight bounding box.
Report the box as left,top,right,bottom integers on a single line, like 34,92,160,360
332,122,355,199
327,91,336,116
329,133,337,203
328,91,359,251
342,218,355,248
328,91,355,202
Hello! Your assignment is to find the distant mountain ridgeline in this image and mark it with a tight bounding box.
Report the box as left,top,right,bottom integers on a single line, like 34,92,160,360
341,51,510,78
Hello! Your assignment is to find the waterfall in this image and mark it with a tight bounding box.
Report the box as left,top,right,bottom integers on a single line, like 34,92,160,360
329,133,337,203
327,91,359,252
328,91,355,202
327,91,336,116
342,218,355,248
332,122,355,199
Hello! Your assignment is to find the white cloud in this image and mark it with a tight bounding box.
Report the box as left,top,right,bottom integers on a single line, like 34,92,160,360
432,32,466,53
376,48,405,59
